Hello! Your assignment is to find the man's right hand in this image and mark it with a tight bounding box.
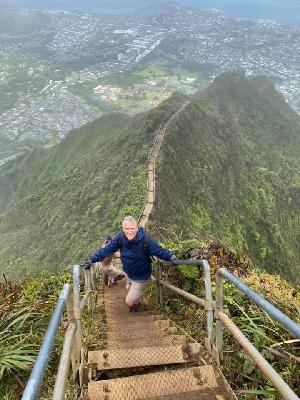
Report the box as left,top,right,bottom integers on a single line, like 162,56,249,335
82,259,93,269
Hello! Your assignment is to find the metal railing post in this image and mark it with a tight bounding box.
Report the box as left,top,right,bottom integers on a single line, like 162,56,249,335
202,260,213,352
171,259,214,348
158,263,163,304
65,292,79,379
85,268,92,313
154,263,160,305
215,268,224,363
73,265,82,381
52,322,76,400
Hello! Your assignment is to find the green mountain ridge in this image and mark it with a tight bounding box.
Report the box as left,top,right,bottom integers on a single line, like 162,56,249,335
0,72,299,282
152,72,300,281
0,93,186,278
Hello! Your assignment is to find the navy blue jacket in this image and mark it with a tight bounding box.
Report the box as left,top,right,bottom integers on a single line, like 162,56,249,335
90,228,173,281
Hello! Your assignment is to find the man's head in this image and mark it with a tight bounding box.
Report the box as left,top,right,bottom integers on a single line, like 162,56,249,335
122,216,138,241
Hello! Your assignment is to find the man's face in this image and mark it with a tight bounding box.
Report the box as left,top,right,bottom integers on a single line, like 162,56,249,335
123,221,138,241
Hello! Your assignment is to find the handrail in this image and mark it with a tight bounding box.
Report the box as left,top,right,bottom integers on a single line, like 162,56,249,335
218,267,300,339
21,259,299,399
215,267,300,400
218,311,299,400
22,284,71,400
21,262,100,399
153,259,299,399
154,259,214,348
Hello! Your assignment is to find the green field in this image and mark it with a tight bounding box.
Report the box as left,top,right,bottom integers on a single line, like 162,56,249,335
68,64,208,114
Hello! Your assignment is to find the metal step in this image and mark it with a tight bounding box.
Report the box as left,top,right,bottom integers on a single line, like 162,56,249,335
88,344,190,370
88,365,219,400
106,315,164,324
148,392,227,400
105,307,154,316
105,306,152,313
107,311,155,319
106,319,170,333
105,334,187,349
106,327,176,341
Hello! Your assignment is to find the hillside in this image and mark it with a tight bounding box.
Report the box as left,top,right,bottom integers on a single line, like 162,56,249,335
0,93,186,278
152,72,300,282
0,72,299,282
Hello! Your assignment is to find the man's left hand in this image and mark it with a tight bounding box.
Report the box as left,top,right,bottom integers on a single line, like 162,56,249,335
170,255,179,265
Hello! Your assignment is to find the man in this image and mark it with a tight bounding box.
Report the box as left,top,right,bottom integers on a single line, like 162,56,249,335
83,216,178,311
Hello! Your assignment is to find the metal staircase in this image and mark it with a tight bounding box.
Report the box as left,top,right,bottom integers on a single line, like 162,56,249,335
21,99,300,400
87,281,233,400
21,260,300,400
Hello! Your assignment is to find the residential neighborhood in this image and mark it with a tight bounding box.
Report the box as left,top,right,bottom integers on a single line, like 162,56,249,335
0,5,300,161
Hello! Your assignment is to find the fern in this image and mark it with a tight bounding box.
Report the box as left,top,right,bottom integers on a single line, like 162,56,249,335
178,264,200,280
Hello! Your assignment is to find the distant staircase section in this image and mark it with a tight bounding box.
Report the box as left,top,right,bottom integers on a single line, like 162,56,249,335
87,281,234,400
139,100,190,228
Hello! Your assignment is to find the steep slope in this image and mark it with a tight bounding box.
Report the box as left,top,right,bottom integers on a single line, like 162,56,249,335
0,93,187,278
1,72,299,282
152,72,300,282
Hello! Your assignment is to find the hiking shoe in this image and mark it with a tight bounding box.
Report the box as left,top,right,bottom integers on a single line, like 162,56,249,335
128,302,142,313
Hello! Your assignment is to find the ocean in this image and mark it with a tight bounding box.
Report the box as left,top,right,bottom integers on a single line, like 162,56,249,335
2,0,300,26
180,0,300,26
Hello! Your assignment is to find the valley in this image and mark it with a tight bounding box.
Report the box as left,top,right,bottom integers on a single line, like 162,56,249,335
1,5,300,162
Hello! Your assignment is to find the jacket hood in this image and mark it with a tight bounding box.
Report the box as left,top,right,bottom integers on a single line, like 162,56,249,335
136,227,145,241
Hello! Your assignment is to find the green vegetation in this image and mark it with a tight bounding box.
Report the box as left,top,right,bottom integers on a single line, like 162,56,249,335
1,238,299,398
148,238,300,398
0,93,186,279
68,64,203,114
0,72,299,283
151,72,300,282
0,271,71,399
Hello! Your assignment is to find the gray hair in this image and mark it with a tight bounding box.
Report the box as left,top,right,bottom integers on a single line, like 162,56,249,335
122,216,138,229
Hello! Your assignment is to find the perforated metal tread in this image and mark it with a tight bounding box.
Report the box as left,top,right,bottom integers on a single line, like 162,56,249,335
148,392,227,400
106,334,186,349
105,306,152,313
106,315,164,324
104,306,151,313
106,328,176,341
88,344,189,370
88,365,218,400
106,319,170,333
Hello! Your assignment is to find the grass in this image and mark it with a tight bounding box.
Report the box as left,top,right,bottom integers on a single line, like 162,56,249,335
67,63,202,115
145,237,300,399
0,272,71,398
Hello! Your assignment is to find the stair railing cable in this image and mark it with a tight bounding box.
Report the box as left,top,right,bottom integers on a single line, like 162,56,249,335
153,259,300,400
21,263,100,400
